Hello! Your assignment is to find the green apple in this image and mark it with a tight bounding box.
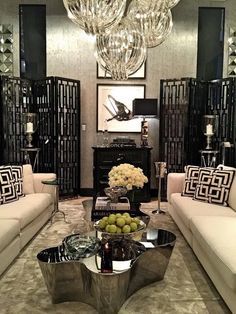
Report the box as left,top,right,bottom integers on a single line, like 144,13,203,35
116,217,126,227
125,216,132,225
116,227,122,233
99,219,107,230
108,215,116,224
130,222,138,232
109,224,117,233
122,225,131,233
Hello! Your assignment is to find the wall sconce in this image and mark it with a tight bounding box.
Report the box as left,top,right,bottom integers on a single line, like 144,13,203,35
202,115,218,150
132,98,158,147
22,112,37,147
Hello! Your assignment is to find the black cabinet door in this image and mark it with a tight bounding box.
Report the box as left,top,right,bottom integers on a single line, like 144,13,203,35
93,147,152,202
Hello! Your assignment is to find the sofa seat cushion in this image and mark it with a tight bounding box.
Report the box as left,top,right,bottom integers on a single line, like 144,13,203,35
170,193,236,229
190,216,236,292
0,219,20,252
0,193,52,229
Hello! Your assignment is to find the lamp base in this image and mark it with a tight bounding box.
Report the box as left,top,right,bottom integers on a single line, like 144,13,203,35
141,119,148,147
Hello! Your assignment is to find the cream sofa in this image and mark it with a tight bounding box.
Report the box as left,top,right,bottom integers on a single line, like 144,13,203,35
167,166,236,313
0,164,56,276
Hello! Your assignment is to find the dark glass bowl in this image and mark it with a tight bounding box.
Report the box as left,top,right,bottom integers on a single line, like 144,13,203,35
63,234,101,259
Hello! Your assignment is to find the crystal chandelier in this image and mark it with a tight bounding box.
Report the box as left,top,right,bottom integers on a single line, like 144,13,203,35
63,0,126,35
95,17,146,80
167,0,181,9
63,0,182,80
127,0,173,48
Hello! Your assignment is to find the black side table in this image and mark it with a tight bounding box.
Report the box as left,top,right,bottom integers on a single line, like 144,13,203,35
200,150,219,167
21,147,40,172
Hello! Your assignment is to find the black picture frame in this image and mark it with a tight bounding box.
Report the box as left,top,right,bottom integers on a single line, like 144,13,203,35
97,83,146,133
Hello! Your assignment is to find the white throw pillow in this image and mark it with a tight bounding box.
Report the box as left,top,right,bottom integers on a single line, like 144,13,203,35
0,165,19,204
193,168,235,206
23,164,35,194
218,164,236,211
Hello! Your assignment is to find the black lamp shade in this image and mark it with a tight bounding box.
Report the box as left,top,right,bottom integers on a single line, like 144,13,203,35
132,98,158,118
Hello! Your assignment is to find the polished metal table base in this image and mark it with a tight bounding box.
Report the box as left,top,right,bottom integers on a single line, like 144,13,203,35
37,229,176,314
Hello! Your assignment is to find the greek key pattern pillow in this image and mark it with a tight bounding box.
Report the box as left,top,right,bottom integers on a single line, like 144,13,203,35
194,168,235,206
0,166,19,204
182,165,200,196
11,165,24,197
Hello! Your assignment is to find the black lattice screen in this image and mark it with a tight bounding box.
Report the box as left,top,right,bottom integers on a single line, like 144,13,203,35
160,78,206,173
0,76,32,164
53,77,80,196
207,78,236,165
160,77,236,175
0,76,80,196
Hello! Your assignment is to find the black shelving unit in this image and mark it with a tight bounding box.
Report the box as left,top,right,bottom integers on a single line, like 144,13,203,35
92,146,152,203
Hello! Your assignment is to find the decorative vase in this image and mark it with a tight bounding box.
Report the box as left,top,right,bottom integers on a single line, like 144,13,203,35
104,186,127,203
127,189,137,204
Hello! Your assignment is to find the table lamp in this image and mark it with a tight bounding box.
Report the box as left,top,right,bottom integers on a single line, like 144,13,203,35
22,112,37,147
132,98,158,147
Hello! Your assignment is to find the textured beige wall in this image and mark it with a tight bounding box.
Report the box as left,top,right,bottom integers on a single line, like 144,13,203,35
1,0,235,189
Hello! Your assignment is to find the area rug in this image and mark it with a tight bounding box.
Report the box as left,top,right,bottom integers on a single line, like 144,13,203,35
0,201,230,314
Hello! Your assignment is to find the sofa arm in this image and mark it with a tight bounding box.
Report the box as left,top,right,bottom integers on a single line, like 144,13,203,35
167,173,185,203
33,173,56,198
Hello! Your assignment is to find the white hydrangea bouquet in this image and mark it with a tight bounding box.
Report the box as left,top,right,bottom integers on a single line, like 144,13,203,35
108,163,148,191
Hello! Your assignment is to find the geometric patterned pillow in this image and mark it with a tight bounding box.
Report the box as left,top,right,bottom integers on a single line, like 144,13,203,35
11,165,24,197
193,168,235,206
0,166,19,204
182,165,200,197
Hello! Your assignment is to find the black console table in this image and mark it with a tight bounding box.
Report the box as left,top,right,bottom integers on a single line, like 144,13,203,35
92,146,152,202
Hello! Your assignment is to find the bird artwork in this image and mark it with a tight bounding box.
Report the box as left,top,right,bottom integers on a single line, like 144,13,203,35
103,95,132,122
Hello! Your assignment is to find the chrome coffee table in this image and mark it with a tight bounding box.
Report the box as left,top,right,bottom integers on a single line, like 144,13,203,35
37,228,176,314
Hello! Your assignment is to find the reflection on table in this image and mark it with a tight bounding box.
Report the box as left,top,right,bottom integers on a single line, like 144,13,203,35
37,228,176,314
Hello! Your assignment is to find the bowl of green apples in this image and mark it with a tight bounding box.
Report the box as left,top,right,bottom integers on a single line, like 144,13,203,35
94,212,146,239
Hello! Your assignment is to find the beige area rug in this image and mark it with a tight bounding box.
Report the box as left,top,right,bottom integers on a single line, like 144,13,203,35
0,200,230,314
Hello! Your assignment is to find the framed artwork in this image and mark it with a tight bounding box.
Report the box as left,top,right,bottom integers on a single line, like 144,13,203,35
97,62,146,80
97,84,146,133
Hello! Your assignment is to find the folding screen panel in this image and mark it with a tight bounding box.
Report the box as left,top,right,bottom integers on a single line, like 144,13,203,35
160,77,236,174
0,76,80,196
159,78,206,173
207,78,236,165
0,76,32,164
35,77,81,196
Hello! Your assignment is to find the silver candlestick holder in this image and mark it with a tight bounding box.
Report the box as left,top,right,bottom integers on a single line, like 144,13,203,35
202,115,217,150
22,113,37,148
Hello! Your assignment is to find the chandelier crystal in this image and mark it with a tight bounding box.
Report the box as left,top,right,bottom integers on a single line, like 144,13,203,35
167,0,181,9
95,17,147,80
63,0,127,35
127,0,173,48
